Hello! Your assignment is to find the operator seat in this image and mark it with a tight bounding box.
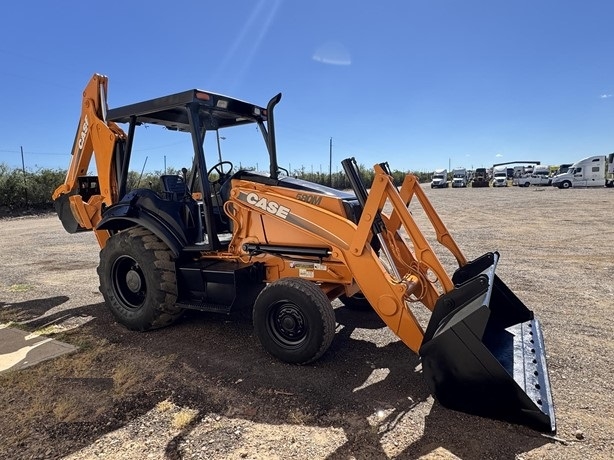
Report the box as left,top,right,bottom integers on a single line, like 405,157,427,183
161,175,191,201
160,174,198,230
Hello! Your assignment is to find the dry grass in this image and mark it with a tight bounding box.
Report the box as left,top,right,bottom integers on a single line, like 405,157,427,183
172,408,198,429
288,408,313,425
4,284,32,293
53,396,79,422
156,399,174,412
112,362,146,396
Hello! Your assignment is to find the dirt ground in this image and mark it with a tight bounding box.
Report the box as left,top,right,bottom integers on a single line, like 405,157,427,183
0,184,613,460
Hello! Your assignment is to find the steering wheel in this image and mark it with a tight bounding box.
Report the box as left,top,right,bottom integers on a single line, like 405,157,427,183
206,161,234,186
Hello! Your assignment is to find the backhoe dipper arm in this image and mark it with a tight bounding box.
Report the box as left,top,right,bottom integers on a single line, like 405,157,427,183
52,74,126,246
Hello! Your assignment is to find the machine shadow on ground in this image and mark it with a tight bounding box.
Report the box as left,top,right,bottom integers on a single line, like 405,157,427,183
0,297,550,459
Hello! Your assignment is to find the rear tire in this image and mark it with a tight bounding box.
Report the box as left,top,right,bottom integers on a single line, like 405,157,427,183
253,278,336,364
98,227,183,331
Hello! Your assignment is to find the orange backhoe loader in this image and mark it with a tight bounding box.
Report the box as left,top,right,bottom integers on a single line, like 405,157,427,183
53,74,555,432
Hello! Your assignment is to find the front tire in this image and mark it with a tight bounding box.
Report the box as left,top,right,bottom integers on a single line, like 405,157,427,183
98,227,183,331
561,180,571,189
253,278,336,364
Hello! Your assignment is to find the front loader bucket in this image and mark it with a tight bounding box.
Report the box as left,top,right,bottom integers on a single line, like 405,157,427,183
419,252,555,432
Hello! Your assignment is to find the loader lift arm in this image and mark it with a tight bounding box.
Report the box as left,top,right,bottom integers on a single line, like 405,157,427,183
342,158,463,310
340,158,555,432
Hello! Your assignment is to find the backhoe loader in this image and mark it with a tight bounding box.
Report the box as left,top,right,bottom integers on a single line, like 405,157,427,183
53,74,555,432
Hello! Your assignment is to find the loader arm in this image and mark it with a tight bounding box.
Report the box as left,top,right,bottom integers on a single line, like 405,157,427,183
378,170,470,307
341,163,472,349
340,161,556,432
52,73,127,247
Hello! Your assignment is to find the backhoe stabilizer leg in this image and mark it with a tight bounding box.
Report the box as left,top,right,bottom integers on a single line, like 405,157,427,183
419,252,556,433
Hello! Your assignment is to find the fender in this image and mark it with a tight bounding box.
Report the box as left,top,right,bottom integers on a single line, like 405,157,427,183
97,189,190,257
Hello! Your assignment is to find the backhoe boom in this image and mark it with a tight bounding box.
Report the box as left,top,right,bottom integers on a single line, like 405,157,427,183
52,73,126,246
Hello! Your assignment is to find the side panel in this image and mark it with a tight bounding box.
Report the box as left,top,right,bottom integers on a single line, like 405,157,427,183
225,181,428,353
176,260,265,313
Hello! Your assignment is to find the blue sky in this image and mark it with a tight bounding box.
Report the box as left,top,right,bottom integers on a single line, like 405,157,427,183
1,0,613,175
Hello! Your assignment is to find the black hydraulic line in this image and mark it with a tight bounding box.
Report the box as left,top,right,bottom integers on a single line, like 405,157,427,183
341,157,402,280
341,157,384,235
379,161,393,177
242,243,330,258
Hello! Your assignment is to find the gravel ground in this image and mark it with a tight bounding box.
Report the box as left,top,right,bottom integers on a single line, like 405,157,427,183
0,184,613,459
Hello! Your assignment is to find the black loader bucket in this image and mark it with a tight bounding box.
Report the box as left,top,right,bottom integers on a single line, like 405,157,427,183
419,252,556,433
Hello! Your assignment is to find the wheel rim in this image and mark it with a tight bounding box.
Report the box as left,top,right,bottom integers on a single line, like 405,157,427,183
111,255,146,310
267,300,307,349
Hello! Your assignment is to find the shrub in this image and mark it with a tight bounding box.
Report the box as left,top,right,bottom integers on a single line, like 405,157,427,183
0,164,66,211
0,162,427,214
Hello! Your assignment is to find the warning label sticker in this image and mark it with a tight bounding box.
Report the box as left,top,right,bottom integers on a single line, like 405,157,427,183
299,268,315,278
290,261,326,278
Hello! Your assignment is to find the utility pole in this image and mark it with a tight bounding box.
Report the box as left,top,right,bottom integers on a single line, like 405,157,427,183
216,131,225,163
329,137,333,187
137,156,148,187
20,146,28,207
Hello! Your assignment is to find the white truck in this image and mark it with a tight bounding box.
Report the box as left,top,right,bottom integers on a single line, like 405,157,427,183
451,168,468,187
491,166,508,187
431,168,449,188
555,163,573,175
515,165,552,187
513,166,525,177
551,155,614,189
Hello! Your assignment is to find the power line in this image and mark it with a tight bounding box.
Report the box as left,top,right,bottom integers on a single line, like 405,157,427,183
0,149,69,156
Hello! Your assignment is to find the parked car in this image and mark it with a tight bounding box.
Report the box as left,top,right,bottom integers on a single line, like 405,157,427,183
513,166,551,187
